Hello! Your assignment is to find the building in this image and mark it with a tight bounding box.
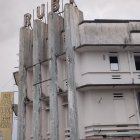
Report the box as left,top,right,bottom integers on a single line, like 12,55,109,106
0,92,14,140
17,2,140,140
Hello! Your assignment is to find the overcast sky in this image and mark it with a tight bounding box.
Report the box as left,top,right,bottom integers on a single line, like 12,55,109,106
1,0,140,92
0,0,140,139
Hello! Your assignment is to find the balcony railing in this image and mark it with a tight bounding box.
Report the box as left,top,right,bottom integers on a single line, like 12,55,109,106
85,124,140,138
77,71,140,88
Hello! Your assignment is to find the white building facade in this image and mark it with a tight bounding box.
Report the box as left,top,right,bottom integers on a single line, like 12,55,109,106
17,3,140,140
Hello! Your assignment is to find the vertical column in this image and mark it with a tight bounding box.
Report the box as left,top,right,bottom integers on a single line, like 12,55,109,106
64,4,83,140
48,13,63,140
17,27,33,140
32,20,47,140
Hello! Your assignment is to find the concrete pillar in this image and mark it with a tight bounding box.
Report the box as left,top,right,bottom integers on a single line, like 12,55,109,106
32,20,47,140
17,27,33,140
64,4,83,140
48,12,63,140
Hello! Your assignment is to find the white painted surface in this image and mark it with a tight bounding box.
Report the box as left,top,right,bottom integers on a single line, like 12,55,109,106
114,99,127,123
77,88,139,138
74,51,140,86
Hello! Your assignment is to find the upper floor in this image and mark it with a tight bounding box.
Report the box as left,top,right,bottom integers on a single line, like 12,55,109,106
57,50,140,92
18,6,140,97
75,51,140,87
76,20,140,50
25,50,140,97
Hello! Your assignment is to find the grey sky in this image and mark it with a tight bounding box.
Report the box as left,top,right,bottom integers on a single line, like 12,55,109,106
1,0,140,91
0,0,140,140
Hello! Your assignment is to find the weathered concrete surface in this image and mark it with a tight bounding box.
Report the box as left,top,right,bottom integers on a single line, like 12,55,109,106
64,4,83,140
48,12,63,140
17,3,140,140
24,29,33,67
32,20,47,140
17,27,33,140
129,22,140,31
79,23,129,45
33,20,48,61
78,21,140,46
130,32,140,44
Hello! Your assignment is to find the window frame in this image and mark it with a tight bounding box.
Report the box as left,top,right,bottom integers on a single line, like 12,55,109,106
109,53,120,71
134,53,140,71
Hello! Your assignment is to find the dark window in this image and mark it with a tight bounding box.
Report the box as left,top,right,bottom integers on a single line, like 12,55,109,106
109,56,119,71
134,56,140,70
137,93,140,114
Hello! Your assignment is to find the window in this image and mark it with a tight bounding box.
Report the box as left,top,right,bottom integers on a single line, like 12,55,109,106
109,56,119,71
137,92,140,114
134,56,140,70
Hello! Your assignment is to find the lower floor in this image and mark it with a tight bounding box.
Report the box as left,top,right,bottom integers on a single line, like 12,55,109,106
24,86,140,140
81,138,140,140
77,87,140,139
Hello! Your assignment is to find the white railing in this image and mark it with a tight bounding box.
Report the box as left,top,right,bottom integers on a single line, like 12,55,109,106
78,71,136,87
85,124,140,138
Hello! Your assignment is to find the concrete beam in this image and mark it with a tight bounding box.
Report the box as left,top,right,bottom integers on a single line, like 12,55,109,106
17,27,33,140
32,20,47,140
64,4,83,140
48,12,63,140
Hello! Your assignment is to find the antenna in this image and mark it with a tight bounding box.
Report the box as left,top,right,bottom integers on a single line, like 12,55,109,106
62,0,64,16
47,2,48,22
33,9,34,21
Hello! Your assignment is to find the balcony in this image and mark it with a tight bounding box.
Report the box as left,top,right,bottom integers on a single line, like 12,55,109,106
84,124,140,139
76,72,140,90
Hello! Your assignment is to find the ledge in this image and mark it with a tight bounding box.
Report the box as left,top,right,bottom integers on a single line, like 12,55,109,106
75,44,140,49
79,19,140,25
130,30,140,33
74,44,140,52
77,84,140,91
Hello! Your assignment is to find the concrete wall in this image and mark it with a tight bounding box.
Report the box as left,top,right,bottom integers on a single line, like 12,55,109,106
77,88,140,138
41,62,49,97
18,4,140,140
74,51,140,86
131,33,140,44
78,22,140,46
57,57,67,92
25,104,33,140
27,69,33,100
79,23,129,45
